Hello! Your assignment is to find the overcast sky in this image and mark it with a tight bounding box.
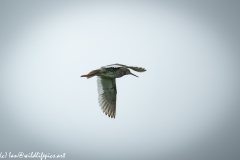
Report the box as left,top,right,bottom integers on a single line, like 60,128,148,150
0,1,240,160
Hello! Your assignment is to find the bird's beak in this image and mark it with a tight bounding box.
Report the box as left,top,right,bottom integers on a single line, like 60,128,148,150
130,72,138,77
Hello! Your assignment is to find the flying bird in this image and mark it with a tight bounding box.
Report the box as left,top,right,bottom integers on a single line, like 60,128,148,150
81,63,146,118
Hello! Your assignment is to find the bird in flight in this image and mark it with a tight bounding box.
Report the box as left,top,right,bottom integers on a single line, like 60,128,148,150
81,63,146,118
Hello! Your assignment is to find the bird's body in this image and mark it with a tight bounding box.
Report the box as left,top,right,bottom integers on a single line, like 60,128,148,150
81,63,146,118
98,67,132,78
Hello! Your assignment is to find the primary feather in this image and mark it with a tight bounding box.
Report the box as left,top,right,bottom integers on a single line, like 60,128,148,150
97,77,117,118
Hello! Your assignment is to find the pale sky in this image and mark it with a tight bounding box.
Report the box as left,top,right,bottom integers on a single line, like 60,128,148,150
0,1,240,160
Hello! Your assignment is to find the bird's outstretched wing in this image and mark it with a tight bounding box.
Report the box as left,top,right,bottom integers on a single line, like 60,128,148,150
103,63,146,72
97,77,117,118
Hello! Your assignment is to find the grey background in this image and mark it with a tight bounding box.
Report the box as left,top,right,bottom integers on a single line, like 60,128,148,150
0,0,240,160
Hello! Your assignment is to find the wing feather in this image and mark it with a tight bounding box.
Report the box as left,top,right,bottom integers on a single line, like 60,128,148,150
97,77,117,118
103,63,146,72
102,64,123,68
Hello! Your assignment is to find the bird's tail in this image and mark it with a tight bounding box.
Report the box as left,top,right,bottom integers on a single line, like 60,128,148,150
81,69,100,79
